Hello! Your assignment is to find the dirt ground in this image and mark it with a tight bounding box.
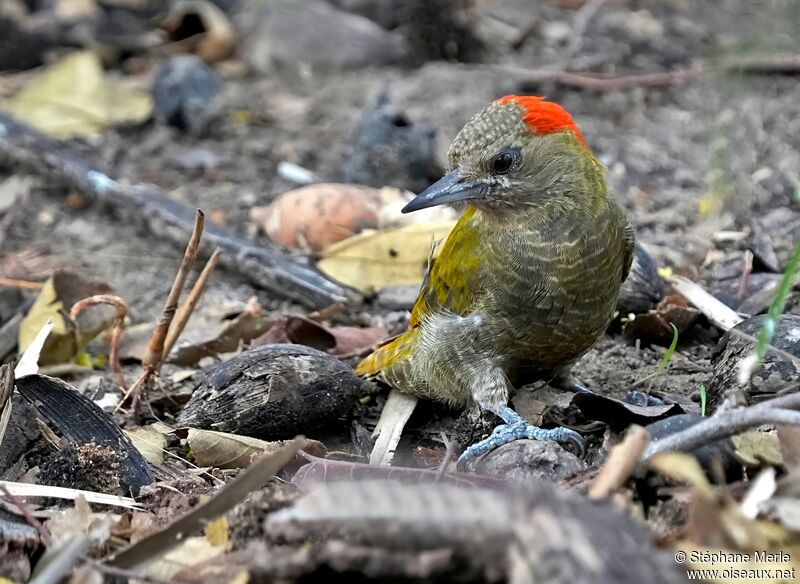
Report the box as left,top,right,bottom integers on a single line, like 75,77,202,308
5,0,798,381
1,0,800,580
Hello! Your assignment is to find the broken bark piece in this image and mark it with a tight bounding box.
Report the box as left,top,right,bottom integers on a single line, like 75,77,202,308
13,374,153,494
706,314,800,414
0,112,357,309
573,391,684,431
177,344,369,440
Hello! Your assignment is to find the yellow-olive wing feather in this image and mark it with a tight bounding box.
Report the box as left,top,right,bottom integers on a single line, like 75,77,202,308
410,207,484,327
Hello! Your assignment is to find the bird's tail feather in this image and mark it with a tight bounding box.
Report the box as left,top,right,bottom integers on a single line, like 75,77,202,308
355,327,421,378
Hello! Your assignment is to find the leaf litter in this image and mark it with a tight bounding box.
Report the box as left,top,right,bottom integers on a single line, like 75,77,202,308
1,1,800,582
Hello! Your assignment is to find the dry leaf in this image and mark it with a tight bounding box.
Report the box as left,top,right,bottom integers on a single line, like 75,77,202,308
162,0,236,63
649,452,715,498
328,325,388,357
778,425,800,470
254,184,457,252
18,270,115,365
252,315,387,357
253,315,336,351
204,516,229,546
142,536,226,581
47,495,119,546
317,220,456,294
181,428,325,469
169,298,273,366
125,425,168,465
732,431,783,467
4,51,152,138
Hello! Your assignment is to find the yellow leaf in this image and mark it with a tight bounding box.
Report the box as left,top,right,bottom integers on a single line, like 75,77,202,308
3,51,152,138
649,452,715,498
733,431,783,467
317,220,457,294
18,276,77,365
205,516,229,546
18,271,116,365
657,266,673,278
142,536,225,581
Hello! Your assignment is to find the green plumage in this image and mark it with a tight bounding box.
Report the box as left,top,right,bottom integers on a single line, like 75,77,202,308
357,98,634,412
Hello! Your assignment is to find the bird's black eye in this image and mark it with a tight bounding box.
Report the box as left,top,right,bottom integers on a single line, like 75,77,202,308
492,148,519,174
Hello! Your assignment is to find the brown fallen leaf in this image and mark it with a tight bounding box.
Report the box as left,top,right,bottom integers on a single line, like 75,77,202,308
169,297,273,366
161,0,236,63
328,325,388,357
176,427,325,469
253,315,335,351
624,293,700,345
253,314,388,358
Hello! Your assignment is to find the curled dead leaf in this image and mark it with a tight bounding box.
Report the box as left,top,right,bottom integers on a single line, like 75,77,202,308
19,270,116,365
177,427,325,469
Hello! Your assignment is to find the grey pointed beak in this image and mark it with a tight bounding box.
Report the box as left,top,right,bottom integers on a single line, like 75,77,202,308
402,171,483,213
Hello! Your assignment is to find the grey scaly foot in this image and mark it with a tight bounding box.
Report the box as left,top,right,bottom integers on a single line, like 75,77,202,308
457,405,585,469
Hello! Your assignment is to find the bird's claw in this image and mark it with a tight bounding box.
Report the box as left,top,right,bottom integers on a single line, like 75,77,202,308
457,420,585,470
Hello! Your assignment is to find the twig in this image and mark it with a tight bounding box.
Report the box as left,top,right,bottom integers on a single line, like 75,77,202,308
496,63,707,92
435,432,457,481
105,438,304,569
30,535,91,584
0,277,44,289
642,388,800,460
562,0,609,65
0,484,51,545
589,425,650,500
494,53,800,93
0,112,356,309
119,211,204,416
146,209,204,372
162,247,221,361
90,562,194,584
69,294,128,392
737,250,754,302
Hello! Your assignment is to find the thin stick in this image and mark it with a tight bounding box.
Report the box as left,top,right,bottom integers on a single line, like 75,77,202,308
0,112,354,309
118,210,204,413
0,277,44,290
162,247,221,362
435,432,457,481
642,388,800,460
144,209,205,371
589,425,649,500
69,294,128,392
0,484,51,545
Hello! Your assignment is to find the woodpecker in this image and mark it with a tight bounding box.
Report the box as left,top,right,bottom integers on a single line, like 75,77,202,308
356,95,634,463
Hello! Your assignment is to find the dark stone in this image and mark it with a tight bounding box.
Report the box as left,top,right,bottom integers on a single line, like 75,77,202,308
152,55,221,134
342,92,442,193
